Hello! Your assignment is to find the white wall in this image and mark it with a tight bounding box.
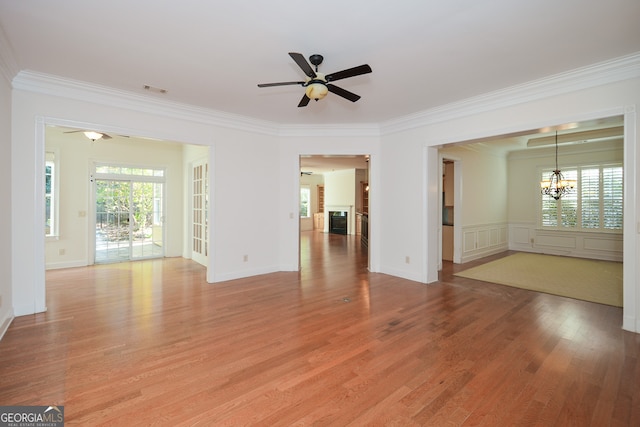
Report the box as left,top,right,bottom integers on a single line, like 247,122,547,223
211,129,281,281
44,130,186,269
325,169,357,234
0,61,13,339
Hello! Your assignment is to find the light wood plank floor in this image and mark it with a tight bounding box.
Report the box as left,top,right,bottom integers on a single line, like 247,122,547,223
1,231,638,426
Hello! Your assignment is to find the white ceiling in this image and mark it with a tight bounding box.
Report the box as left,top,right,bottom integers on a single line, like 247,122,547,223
1,0,639,127
3,1,638,174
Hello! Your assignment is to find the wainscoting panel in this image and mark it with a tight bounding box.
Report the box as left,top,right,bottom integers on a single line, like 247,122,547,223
536,234,576,249
464,231,476,253
583,236,623,253
511,226,530,245
460,222,509,263
508,222,623,262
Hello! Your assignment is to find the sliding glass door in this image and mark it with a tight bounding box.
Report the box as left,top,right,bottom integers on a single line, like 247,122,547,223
94,165,165,263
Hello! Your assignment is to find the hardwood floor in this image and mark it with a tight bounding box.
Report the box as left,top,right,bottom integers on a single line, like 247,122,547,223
1,231,638,426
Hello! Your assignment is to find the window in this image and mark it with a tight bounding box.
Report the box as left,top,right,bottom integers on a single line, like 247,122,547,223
541,164,623,231
317,185,324,213
95,165,164,177
300,186,311,218
45,151,58,237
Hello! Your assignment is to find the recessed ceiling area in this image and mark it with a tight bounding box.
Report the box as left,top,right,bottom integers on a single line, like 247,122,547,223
300,155,369,175
439,115,624,156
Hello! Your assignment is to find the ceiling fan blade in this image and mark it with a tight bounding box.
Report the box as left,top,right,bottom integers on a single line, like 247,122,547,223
298,94,311,107
325,64,372,82
289,52,316,78
257,81,305,87
102,134,112,140
327,84,361,102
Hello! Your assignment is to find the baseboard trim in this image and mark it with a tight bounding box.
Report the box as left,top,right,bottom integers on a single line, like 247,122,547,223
46,260,88,270
622,315,640,333
0,311,15,342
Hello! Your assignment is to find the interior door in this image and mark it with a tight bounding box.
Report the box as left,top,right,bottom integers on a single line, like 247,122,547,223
191,160,208,266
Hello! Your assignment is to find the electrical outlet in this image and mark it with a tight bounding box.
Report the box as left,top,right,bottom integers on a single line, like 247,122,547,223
0,295,3,309
59,248,65,255
405,256,410,264
243,254,248,262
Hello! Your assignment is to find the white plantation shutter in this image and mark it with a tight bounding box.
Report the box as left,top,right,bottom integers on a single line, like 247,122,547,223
602,166,623,230
541,170,558,227
581,168,600,228
541,164,622,232
560,169,578,228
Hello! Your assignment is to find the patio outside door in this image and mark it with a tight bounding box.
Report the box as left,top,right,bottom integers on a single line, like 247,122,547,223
94,170,165,263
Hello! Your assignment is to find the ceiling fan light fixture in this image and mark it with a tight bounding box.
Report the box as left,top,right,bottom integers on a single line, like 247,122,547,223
305,82,328,100
83,131,104,141
257,53,371,106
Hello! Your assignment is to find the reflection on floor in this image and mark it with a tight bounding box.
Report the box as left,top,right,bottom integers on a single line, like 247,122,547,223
95,241,163,263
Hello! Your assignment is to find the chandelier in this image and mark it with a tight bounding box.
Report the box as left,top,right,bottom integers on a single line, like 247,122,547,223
540,131,576,200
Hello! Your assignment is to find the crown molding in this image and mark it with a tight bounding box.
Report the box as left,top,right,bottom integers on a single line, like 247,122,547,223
9,52,640,138
11,70,281,136
278,123,380,138
12,70,382,138
380,52,640,136
0,24,18,85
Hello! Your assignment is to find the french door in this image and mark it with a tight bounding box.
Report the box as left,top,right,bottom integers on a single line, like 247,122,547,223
191,159,208,266
93,165,165,263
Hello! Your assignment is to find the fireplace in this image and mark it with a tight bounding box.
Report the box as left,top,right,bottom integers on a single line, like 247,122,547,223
329,211,348,235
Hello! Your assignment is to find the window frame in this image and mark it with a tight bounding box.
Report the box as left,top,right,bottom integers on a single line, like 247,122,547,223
539,162,623,233
300,185,311,218
45,150,60,239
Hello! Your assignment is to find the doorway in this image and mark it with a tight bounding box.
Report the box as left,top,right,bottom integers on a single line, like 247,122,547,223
441,159,455,264
299,154,371,270
93,165,165,263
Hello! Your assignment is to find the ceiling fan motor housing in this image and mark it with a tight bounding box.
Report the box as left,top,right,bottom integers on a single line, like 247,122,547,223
309,54,324,68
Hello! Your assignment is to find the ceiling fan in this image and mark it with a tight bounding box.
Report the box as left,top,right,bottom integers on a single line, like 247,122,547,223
64,130,113,141
258,52,372,107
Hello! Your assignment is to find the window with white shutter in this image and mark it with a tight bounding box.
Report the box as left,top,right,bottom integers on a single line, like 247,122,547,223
540,163,622,232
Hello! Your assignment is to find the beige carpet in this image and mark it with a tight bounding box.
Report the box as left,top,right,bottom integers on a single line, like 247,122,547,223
454,253,623,307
